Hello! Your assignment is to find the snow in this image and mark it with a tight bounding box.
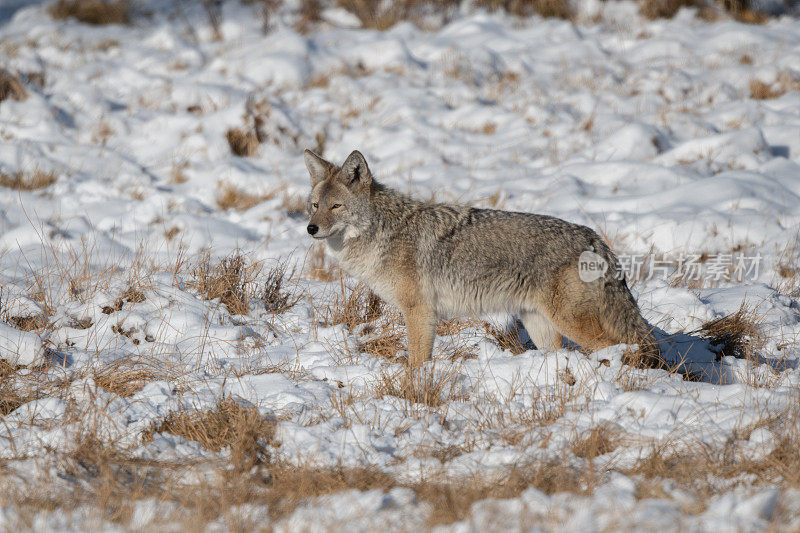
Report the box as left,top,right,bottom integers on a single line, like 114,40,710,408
0,0,799,529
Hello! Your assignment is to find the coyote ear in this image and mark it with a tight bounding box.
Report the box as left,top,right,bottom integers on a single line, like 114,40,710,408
304,149,333,187
341,150,372,188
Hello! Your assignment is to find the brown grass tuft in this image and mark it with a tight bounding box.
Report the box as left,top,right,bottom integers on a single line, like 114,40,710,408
571,425,619,460
475,0,573,19
92,359,168,398
216,181,273,211
306,243,339,282
356,315,406,361
698,305,765,361
0,361,27,415
375,365,464,408
482,319,529,355
639,0,701,19
295,0,323,33
749,79,782,100
322,281,384,330
48,0,130,25
0,69,27,102
281,193,306,218
418,461,590,526
225,127,259,157
193,252,258,316
0,169,57,191
261,261,301,314
145,397,276,471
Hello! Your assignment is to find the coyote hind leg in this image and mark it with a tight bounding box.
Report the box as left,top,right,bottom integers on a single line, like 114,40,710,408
520,309,563,351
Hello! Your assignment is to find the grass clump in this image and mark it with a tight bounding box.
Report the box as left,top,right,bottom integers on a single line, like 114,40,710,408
322,281,384,330
0,69,27,103
475,0,573,19
261,261,301,313
639,0,702,19
374,365,464,408
482,319,529,355
145,397,276,471
306,243,340,282
225,127,259,157
193,252,258,316
0,170,57,191
91,359,168,398
216,181,273,211
49,0,130,25
698,305,765,361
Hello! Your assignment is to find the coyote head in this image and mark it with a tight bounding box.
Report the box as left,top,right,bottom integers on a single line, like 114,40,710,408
304,149,373,240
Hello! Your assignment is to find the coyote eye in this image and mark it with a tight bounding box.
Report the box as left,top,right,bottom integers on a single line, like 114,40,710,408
331,203,343,209
312,202,318,209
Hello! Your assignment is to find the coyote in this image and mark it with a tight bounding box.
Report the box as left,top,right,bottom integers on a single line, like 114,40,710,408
304,149,660,368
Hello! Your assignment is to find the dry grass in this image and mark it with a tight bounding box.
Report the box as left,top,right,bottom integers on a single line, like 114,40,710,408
482,318,529,355
295,0,323,33
475,0,573,19
697,305,765,361
374,364,465,408
0,361,27,416
0,170,57,191
750,79,783,100
336,0,571,30
322,281,384,330
281,193,307,218
357,318,406,361
627,426,800,506
480,122,497,134
145,397,276,471
639,0,702,19
261,260,301,314
101,285,145,315
216,181,274,211
571,425,619,460
225,127,259,157
335,0,425,30
418,460,590,526
0,69,27,102
193,252,258,316
192,253,299,316
306,243,339,282
48,0,131,25
91,358,169,398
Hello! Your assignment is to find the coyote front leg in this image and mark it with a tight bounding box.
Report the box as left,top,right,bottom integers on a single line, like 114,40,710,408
402,304,436,367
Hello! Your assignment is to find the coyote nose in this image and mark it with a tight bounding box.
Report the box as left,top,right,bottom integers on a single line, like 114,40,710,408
307,224,319,235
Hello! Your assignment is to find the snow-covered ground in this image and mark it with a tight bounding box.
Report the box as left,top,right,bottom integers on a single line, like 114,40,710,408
1,0,799,530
